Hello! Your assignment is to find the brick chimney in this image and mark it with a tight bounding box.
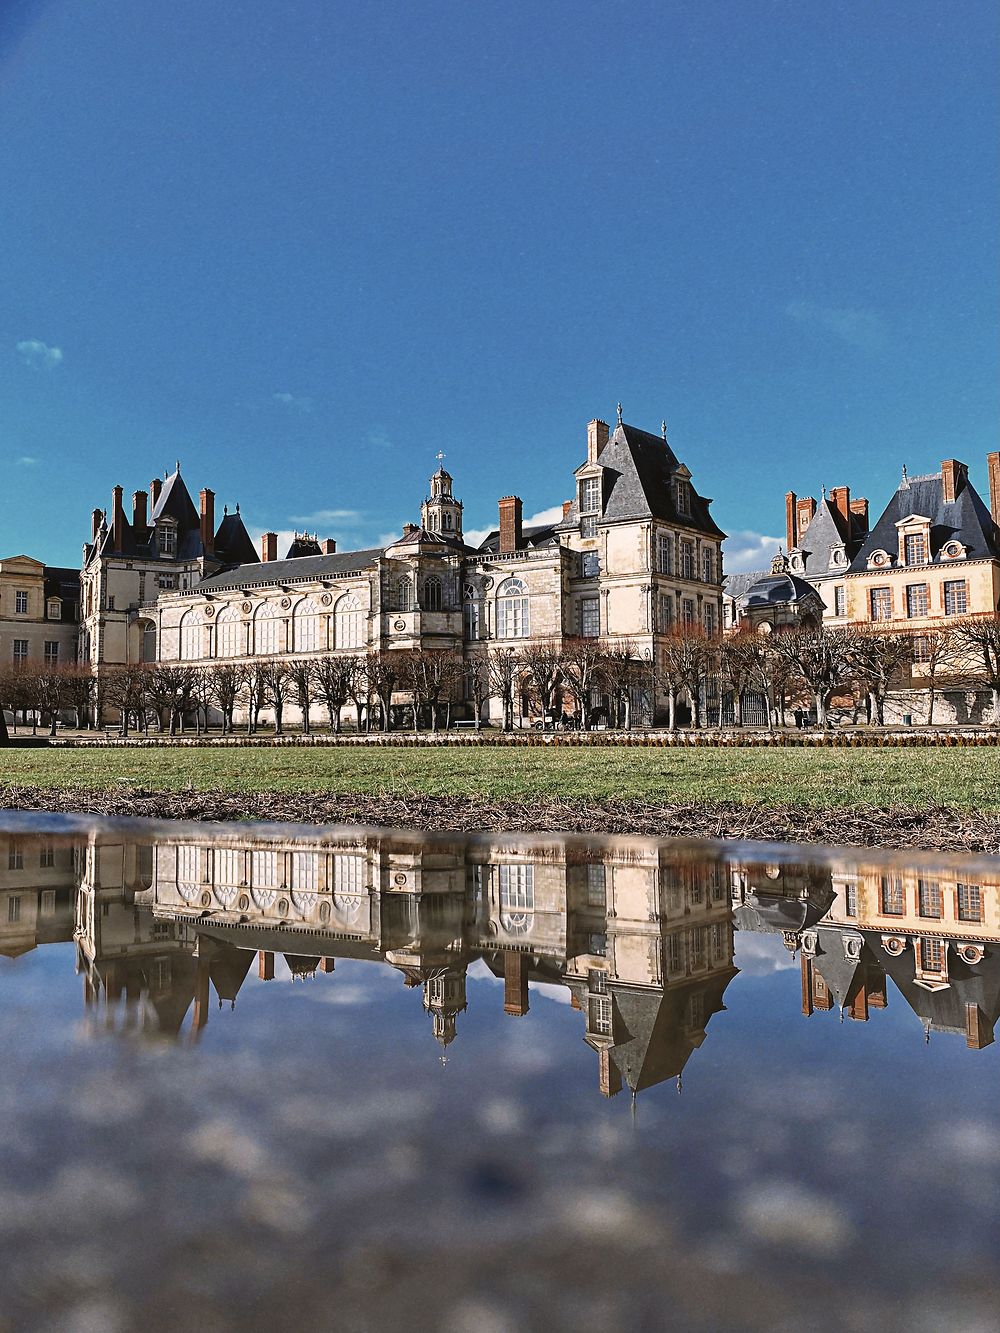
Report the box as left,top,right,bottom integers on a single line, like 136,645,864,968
598,1047,622,1098
785,491,798,551
321,538,337,554
150,476,162,509
562,500,572,521
941,458,967,504
829,485,851,534
131,490,148,533
199,488,215,556
402,522,419,538
503,952,529,1017
987,452,1000,527
587,419,609,464
498,496,523,553
111,485,126,553
91,507,104,540
850,497,869,535
796,496,817,540
261,531,278,562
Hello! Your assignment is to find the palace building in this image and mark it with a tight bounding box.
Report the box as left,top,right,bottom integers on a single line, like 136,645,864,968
86,412,726,726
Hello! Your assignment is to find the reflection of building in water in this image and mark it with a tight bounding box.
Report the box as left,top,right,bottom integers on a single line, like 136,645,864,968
0,833,77,959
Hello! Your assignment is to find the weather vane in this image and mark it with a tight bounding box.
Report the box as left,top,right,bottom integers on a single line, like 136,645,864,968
617,402,623,425
436,450,446,463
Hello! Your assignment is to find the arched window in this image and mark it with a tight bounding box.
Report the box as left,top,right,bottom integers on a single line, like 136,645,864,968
293,597,324,653
499,864,534,935
423,576,443,611
335,594,365,650
139,619,157,663
496,577,529,639
179,609,204,661
391,575,413,612
215,604,243,658
254,603,281,656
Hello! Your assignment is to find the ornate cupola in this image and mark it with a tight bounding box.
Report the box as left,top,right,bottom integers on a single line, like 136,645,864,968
421,458,463,540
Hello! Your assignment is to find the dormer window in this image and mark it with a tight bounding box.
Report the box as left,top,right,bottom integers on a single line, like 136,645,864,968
579,476,601,513
47,599,61,620
904,532,927,565
789,552,804,573
830,546,847,567
942,540,966,560
675,479,691,516
868,549,891,570
159,523,177,557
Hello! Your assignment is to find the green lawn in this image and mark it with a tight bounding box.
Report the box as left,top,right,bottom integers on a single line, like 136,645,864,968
0,745,997,810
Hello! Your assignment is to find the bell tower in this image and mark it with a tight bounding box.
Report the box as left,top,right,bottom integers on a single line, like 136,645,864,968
421,456,463,539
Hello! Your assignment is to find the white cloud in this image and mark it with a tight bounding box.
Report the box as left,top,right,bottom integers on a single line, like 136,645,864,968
733,934,799,976
16,455,39,467
785,300,886,352
464,503,565,549
723,530,783,573
288,508,363,527
272,391,313,413
16,338,62,368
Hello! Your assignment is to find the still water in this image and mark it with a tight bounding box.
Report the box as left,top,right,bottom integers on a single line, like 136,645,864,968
1,812,999,1331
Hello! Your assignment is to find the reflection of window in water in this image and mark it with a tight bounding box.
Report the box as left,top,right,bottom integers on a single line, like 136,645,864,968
176,846,199,886
586,863,606,908
39,844,54,869
880,876,904,915
333,855,364,894
918,879,942,919
8,896,22,924
666,932,683,974
957,883,982,922
711,922,727,962
920,938,945,973
40,890,56,915
499,864,534,935
589,994,612,1036
215,849,243,885
709,865,725,903
688,992,704,1029
151,959,171,991
845,883,858,917
291,852,318,891
689,874,704,906
588,968,607,993
137,843,153,889
587,931,607,956
8,841,23,871
251,851,277,887
690,926,709,968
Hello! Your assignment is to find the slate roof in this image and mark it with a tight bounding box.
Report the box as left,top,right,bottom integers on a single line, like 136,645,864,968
809,926,869,1009
196,546,386,592
850,468,1000,572
285,535,323,559
214,511,259,566
150,469,200,529
733,886,833,937
738,572,822,609
476,523,560,553
44,566,81,613
722,570,767,601
794,498,863,576
559,422,726,538
863,931,1000,1039
607,971,737,1093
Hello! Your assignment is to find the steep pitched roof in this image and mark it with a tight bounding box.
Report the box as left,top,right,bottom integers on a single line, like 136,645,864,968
794,498,862,576
150,468,200,529
196,546,386,592
213,511,259,567
560,422,726,537
850,469,1000,572
863,931,1000,1039
608,972,736,1093
476,523,560,553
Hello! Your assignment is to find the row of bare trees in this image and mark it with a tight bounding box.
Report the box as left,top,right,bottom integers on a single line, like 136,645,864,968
2,613,999,741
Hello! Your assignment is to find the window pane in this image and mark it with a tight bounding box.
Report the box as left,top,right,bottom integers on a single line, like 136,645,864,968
957,883,982,922
880,876,904,915
944,580,967,616
918,879,942,918
870,587,892,621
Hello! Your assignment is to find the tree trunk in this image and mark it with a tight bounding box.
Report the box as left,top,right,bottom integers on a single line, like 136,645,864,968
667,687,676,732
815,690,827,728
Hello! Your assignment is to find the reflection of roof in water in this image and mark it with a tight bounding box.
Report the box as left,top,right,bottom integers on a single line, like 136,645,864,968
733,888,833,937
209,945,255,1002
863,931,1000,1038
809,926,868,1009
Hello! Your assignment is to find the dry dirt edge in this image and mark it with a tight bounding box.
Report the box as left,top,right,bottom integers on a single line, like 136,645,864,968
2,785,999,853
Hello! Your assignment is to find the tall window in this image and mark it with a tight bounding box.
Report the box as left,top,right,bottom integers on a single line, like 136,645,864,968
139,619,158,662
657,533,673,575
7,896,21,924
334,594,365,650
496,578,529,638
919,939,945,973
680,540,694,579
702,548,714,584
589,994,612,1035
944,580,967,616
581,514,598,539
12,640,28,665
870,587,892,621
14,591,28,614
957,883,982,922
904,532,927,565
464,592,483,641
423,576,443,611
906,584,928,618
215,606,242,658
8,841,23,870
704,603,716,637
581,552,600,578
579,477,601,513
499,863,534,935
47,599,61,620
39,844,54,869
580,597,600,637
681,598,695,625
293,598,323,652
586,863,606,908
675,480,691,515
658,594,673,632
254,604,281,656
834,586,846,616
159,524,177,556
880,876,904,915
391,575,413,612
845,884,857,917
918,879,942,918
179,610,204,661
43,641,59,666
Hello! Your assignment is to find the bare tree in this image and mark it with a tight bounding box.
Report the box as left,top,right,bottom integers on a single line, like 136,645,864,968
951,613,1000,723
519,639,564,725
848,628,915,725
768,627,856,728
657,627,712,729
243,662,268,735
288,659,317,734
487,647,521,732
149,665,197,735
560,637,608,730
61,666,95,731
257,659,293,734
314,654,360,733
207,663,244,734
365,651,399,732
601,639,643,730
463,653,491,730
917,629,961,725
103,665,151,737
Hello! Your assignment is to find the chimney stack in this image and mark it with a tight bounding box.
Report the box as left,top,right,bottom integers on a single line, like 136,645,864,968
503,952,529,1017
91,508,104,541
111,485,126,553
587,419,610,464
498,496,523,554
850,497,869,535
261,531,278,562
150,477,162,509
562,500,572,521
785,491,798,551
987,453,1000,528
321,538,337,555
829,485,851,533
199,488,215,556
941,459,967,504
796,496,817,541
132,490,148,533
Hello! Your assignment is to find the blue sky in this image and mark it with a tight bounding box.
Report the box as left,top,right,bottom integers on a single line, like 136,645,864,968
1,0,997,570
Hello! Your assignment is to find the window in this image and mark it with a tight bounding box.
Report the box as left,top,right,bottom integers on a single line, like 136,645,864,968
845,884,857,917
391,575,413,612
423,576,443,611
918,879,942,918
47,599,61,620
581,552,600,578
499,863,534,935
711,922,727,962
43,641,59,666
157,574,177,589
687,992,705,1029
7,896,21,924
581,514,598,539
957,883,982,922
292,598,323,652
589,994,612,1036
250,850,277,887
464,598,483,641
834,586,846,616
291,852,319,891
106,595,116,611
912,635,932,664
180,610,205,661
159,524,177,556
680,540,695,580
12,640,28,665
690,926,708,968
334,594,365,649
904,532,927,565
586,863,606,907
880,876,904,915
657,534,673,575
681,598,695,625
39,844,54,868
333,852,366,897
906,584,929,619
919,938,945,973
443,512,453,531
870,587,892,621
702,548,714,584
8,842,23,870
496,578,529,638
704,603,716,637
666,932,683,974
214,606,241,658
944,580,967,616
658,594,673,632
579,477,601,513
580,597,600,637
253,604,281,656
15,591,28,614
40,890,56,915
675,479,691,516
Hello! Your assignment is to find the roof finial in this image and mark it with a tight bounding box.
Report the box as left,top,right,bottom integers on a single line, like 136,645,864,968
235,502,240,513
223,504,228,515
676,1074,683,1095
617,402,623,425
175,458,180,474
661,419,667,442
821,483,827,499
901,463,909,489
435,450,446,464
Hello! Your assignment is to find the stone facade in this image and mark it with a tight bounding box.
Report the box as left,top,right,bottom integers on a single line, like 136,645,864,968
0,555,79,673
